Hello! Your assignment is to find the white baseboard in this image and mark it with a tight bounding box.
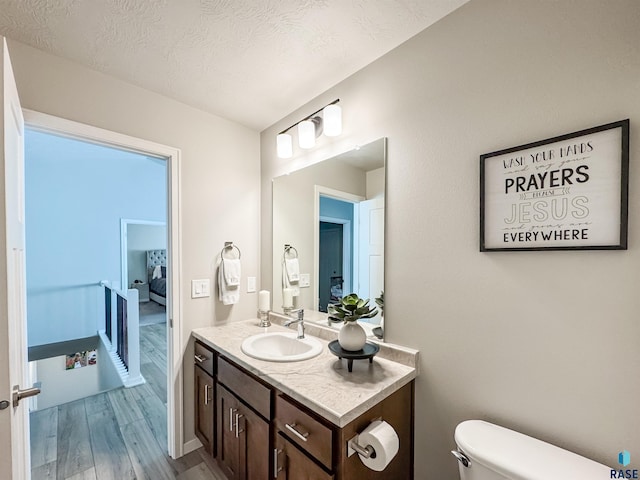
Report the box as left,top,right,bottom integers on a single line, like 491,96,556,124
183,438,203,455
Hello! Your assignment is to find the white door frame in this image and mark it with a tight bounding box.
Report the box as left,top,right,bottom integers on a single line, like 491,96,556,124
120,219,167,291
313,185,364,310
22,109,184,458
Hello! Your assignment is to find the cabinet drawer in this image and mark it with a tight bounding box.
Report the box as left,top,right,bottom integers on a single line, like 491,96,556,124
275,433,334,480
217,356,271,420
194,341,215,376
275,394,333,470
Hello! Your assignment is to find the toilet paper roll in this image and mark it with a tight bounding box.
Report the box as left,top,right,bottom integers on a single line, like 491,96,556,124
357,420,400,471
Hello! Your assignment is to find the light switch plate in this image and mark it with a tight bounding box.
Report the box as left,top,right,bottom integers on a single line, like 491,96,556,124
191,279,210,298
247,276,256,293
299,273,311,288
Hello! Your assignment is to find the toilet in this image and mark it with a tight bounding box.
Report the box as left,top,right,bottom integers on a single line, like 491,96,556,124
452,420,611,479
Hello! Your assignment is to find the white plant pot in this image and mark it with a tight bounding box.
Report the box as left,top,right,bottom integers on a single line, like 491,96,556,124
338,322,367,351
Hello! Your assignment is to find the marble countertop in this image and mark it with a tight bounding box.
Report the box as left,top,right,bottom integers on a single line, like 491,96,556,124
192,319,418,427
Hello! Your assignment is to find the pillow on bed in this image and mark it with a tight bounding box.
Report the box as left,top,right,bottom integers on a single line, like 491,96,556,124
151,265,162,280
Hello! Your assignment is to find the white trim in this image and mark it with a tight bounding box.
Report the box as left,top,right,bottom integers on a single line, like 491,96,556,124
183,438,204,455
22,109,184,459
313,186,364,310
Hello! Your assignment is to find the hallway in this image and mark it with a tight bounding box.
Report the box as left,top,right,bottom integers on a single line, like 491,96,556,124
30,323,225,480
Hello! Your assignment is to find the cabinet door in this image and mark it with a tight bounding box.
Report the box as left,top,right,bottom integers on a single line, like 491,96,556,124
238,403,269,480
275,434,334,480
218,384,270,480
217,385,241,480
194,366,214,455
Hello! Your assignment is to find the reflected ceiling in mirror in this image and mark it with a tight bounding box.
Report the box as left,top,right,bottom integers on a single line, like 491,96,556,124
272,138,386,338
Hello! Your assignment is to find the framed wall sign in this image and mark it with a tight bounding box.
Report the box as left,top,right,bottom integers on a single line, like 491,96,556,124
480,119,629,251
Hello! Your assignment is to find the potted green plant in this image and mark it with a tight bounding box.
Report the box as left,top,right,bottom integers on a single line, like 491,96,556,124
329,293,378,351
375,290,385,334
375,291,384,316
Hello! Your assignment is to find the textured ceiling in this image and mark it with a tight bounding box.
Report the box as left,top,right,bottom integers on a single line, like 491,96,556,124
0,0,468,131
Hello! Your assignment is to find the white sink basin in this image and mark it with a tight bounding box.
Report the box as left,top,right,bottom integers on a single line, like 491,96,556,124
241,332,323,362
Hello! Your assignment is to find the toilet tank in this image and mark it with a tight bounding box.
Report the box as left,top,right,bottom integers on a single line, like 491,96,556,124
453,420,611,480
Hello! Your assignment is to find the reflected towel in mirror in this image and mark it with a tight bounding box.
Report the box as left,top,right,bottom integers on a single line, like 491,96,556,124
285,258,300,282
282,258,300,296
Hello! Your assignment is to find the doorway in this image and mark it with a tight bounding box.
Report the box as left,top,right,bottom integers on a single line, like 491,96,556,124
318,221,344,312
314,187,362,312
23,109,184,464
121,220,168,326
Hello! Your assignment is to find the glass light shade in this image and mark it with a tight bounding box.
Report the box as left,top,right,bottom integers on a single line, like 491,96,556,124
298,120,316,149
276,133,293,158
323,104,342,137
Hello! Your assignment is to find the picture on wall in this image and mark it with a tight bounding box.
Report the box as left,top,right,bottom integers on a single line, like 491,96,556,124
65,350,97,370
480,119,629,251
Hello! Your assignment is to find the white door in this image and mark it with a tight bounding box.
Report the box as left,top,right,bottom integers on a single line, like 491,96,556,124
358,197,384,322
0,37,32,480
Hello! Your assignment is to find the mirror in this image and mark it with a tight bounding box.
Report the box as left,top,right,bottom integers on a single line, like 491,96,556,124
272,138,386,338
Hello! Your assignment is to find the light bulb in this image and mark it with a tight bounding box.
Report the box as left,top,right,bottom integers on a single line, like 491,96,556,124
298,120,315,149
323,104,342,137
276,133,292,158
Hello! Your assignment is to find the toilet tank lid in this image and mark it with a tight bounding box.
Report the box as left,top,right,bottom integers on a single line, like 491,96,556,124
454,420,611,480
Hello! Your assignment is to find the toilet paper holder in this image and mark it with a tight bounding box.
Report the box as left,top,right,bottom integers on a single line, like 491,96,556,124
347,417,382,458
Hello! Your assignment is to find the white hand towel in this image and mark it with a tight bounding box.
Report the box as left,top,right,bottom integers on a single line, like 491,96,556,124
222,258,241,287
285,258,300,283
218,260,240,305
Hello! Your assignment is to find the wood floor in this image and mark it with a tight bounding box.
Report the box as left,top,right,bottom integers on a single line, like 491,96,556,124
30,323,227,480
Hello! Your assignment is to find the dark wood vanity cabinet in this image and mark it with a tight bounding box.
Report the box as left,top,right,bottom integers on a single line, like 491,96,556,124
273,385,414,480
194,341,216,455
194,340,414,480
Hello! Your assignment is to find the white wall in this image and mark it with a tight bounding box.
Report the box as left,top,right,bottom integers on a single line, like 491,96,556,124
25,130,166,346
127,223,167,287
366,167,384,199
33,340,121,410
261,1,640,477
8,38,260,446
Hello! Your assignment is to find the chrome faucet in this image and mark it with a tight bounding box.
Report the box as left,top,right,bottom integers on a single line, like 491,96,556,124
284,309,305,339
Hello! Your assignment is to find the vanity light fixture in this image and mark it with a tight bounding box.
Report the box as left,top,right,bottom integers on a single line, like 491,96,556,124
276,99,341,158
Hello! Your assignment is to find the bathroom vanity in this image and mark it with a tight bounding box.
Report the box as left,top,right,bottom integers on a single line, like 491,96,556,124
192,318,417,479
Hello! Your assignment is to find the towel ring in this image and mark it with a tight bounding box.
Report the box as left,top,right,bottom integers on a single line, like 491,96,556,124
283,244,298,259
221,242,241,259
